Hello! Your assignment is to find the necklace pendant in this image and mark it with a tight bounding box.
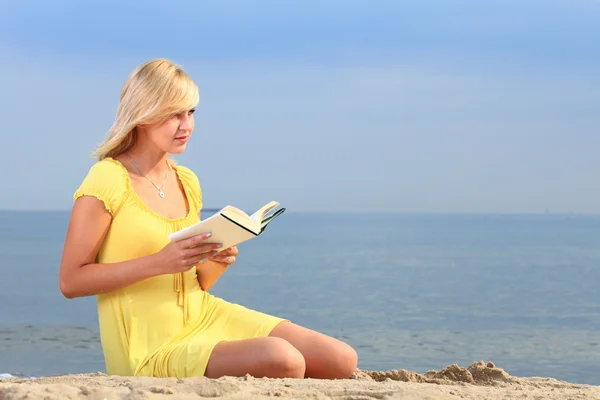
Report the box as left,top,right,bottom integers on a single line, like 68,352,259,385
159,190,165,198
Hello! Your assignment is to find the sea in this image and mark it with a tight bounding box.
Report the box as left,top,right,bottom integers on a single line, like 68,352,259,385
0,210,599,385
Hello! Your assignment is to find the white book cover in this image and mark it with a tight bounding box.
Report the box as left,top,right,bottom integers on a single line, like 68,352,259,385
168,201,286,252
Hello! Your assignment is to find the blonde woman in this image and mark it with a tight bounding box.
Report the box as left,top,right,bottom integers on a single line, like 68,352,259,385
58,59,358,380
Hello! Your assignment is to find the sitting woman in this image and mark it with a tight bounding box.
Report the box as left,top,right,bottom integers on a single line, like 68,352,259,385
58,58,358,380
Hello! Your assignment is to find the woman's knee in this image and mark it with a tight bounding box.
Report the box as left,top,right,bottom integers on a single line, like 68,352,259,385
261,337,306,378
335,343,359,378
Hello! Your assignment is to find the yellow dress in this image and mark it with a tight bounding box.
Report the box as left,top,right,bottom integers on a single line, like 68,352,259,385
73,157,286,378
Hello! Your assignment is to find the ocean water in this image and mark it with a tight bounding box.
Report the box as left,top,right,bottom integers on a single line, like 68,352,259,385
0,210,599,385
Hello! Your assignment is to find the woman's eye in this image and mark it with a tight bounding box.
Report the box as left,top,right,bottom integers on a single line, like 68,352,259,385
189,109,196,115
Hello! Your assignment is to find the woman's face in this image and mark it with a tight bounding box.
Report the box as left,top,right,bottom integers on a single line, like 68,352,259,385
139,109,195,154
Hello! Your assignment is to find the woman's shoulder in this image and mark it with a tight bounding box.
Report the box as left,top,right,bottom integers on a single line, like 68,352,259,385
89,157,128,175
73,157,131,215
173,163,200,189
172,162,203,211
81,157,130,188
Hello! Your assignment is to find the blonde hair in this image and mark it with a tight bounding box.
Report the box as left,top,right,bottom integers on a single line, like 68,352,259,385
92,58,199,160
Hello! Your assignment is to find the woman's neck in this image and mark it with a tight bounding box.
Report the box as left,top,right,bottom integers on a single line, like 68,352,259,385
124,144,171,180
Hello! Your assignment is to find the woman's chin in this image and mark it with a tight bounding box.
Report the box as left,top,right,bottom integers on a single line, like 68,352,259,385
169,144,188,154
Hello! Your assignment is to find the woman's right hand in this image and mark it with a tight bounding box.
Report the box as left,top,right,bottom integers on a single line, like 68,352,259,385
152,232,222,275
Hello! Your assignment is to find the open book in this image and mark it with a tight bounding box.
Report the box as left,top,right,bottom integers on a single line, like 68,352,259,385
168,201,286,252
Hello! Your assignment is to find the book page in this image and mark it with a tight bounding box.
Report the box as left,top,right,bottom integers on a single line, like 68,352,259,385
250,201,280,223
220,205,249,219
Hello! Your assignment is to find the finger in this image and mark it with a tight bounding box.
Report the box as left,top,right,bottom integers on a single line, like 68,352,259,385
180,232,213,248
210,250,232,259
183,250,216,264
183,243,222,257
212,256,235,265
218,246,238,257
181,251,217,267
224,256,236,264
215,249,233,257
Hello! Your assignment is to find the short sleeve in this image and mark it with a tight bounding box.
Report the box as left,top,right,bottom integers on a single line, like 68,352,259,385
73,159,129,216
174,165,203,212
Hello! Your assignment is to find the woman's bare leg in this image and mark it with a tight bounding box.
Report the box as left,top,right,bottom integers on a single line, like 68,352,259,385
269,321,358,379
204,336,306,379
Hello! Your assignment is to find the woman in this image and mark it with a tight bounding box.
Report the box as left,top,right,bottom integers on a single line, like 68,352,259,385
58,58,358,380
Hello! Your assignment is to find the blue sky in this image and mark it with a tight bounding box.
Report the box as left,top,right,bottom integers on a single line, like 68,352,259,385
1,0,599,213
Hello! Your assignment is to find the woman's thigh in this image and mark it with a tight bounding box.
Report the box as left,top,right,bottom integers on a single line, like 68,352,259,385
204,336,306,379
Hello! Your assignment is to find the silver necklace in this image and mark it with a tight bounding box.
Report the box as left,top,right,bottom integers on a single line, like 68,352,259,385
125,153,170,198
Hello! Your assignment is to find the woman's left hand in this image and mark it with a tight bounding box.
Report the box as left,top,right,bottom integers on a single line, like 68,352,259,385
208,245,238,267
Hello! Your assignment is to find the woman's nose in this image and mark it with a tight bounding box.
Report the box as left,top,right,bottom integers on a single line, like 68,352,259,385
179,113,193,130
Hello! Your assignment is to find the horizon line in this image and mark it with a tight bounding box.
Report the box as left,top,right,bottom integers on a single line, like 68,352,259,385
0,208,599,217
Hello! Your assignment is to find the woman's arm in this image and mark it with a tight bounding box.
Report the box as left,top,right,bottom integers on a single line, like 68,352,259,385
59,196,218,298
195,260,229,291
58,196,165,298
196,246,238,291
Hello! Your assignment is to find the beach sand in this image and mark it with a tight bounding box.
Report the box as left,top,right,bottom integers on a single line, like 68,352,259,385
1,361,598,399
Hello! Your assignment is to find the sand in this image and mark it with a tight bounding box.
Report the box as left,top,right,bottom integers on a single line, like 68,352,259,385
1,361,599,400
